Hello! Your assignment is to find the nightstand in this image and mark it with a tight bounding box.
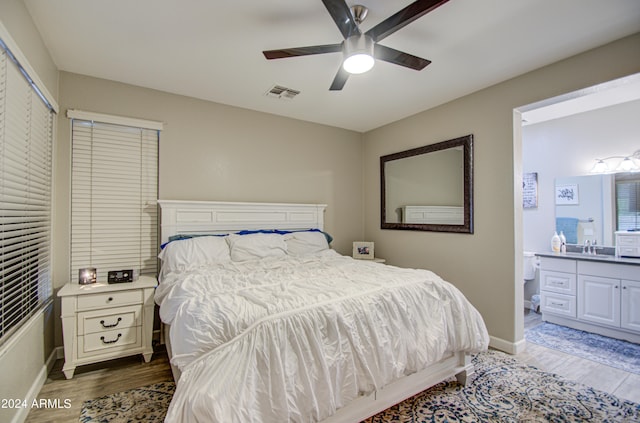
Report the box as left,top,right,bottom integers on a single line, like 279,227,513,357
57,276,157,379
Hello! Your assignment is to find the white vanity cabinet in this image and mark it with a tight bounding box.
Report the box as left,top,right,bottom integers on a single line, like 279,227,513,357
539,257,577,318
538,255,640,343
621,279,640,332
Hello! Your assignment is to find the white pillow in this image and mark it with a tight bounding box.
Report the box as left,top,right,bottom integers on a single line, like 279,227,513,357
158,236,231,273
226,233,287,261
284,231,329,256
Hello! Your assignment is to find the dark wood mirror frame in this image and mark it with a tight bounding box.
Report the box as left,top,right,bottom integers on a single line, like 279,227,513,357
380,134,474,233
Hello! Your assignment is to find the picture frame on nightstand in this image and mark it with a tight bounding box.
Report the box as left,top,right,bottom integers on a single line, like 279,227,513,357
353,241,375,260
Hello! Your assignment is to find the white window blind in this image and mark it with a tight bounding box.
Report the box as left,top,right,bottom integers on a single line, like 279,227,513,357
0,41,54,344
70,119,159,282
616,174,640,231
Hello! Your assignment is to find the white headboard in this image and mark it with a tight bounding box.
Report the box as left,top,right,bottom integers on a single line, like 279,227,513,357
158,200,327,244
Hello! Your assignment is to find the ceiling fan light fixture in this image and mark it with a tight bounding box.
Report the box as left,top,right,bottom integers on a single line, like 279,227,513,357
342,35,374,74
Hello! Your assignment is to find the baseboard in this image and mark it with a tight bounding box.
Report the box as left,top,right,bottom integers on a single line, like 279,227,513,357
50,346,64,369
10,348,60,423
489,335,527,355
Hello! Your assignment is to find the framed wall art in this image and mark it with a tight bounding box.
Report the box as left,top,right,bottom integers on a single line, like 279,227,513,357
523,172,538,208
555,184,579,205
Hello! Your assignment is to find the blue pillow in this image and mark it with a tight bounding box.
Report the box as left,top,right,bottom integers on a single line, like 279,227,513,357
161,228,333,249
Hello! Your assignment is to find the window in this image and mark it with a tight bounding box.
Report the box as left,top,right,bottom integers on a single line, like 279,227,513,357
0,40,55,345
69,113,160,282
616,173,640,231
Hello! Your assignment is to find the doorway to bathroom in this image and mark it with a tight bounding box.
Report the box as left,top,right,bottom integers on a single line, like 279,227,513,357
513,72,640,355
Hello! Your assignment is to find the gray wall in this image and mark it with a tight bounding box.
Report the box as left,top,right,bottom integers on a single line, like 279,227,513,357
54,72,365,342
362,33,640,350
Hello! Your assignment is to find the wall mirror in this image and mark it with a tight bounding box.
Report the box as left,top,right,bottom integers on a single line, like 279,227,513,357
554,172,640,248
380,134,474,233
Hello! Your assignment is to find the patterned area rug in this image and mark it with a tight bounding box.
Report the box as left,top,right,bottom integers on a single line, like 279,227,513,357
80,382,174,423
526,322,640,375
80,350,640,422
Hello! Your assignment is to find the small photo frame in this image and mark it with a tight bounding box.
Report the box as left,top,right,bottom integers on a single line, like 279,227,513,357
353,241,374,260
555,184,579,205
78,267,97,285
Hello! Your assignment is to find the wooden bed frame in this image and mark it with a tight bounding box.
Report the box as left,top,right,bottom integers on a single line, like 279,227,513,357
158,200,473,423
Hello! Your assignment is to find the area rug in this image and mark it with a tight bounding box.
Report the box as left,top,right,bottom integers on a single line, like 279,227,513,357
80,350,640,422
79,381,174,423
526,322,640,375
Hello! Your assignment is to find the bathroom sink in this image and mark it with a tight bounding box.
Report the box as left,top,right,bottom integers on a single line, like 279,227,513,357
552,251,622,262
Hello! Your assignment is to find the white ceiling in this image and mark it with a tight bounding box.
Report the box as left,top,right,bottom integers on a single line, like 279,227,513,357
24,0,640,132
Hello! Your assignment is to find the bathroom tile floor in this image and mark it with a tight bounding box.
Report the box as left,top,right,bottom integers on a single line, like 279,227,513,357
518,309,640,404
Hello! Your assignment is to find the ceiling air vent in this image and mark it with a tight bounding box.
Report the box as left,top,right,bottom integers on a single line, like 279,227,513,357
265,85,300,101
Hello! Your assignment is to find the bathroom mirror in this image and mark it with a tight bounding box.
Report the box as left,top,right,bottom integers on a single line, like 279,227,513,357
380,134,473,233
554,173,640,247
554,174,613,246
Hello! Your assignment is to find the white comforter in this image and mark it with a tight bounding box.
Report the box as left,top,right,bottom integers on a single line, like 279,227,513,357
155,250,489,422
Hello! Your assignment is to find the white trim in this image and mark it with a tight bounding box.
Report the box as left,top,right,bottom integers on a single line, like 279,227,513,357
489,335,526,355
0,20,58,113
10,366,46,423
66,109,164,131
9,346,59,423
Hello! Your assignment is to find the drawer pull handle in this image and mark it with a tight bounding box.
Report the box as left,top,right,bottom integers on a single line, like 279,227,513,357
100,334,122,344
550,302,564,306
100,317,122,328
107,297,114,302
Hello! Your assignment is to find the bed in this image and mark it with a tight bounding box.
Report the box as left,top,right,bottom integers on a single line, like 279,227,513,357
155,200,489,422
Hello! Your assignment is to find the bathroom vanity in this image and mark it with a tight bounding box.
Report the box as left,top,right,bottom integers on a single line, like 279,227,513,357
536,252,640,344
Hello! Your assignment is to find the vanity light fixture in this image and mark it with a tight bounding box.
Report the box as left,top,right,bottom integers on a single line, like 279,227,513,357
590,149,640,173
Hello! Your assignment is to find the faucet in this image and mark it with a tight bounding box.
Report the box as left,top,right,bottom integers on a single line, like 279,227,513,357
583,239,591,254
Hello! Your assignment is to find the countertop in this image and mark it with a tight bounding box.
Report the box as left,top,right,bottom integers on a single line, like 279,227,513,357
536,251,640,266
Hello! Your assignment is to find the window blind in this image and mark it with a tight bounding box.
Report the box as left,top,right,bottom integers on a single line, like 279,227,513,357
0,42,54,344
616,174,640,231
70,119,159,282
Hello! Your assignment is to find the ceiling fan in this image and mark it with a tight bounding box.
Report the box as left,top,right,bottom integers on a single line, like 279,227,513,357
262,0,450,91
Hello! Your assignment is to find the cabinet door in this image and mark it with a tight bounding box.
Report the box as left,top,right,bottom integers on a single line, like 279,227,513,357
578,275,620,328
621,279,640,332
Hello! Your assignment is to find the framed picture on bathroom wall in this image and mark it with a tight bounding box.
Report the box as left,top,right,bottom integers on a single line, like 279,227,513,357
523,172,538,208
555,184,579,205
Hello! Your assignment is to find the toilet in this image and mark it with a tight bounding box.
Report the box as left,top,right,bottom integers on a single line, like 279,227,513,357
524,251,540,312
523,251,537,283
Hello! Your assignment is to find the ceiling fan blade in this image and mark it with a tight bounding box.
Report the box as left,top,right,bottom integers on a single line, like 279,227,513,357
366,0,450,43
374,44,431,70
329,67,350,91
263,44,342,59
322,0,360,39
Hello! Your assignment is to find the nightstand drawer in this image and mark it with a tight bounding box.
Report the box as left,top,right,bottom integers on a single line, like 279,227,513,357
77,290,142,310
79,326,141,358
78,306,140,335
